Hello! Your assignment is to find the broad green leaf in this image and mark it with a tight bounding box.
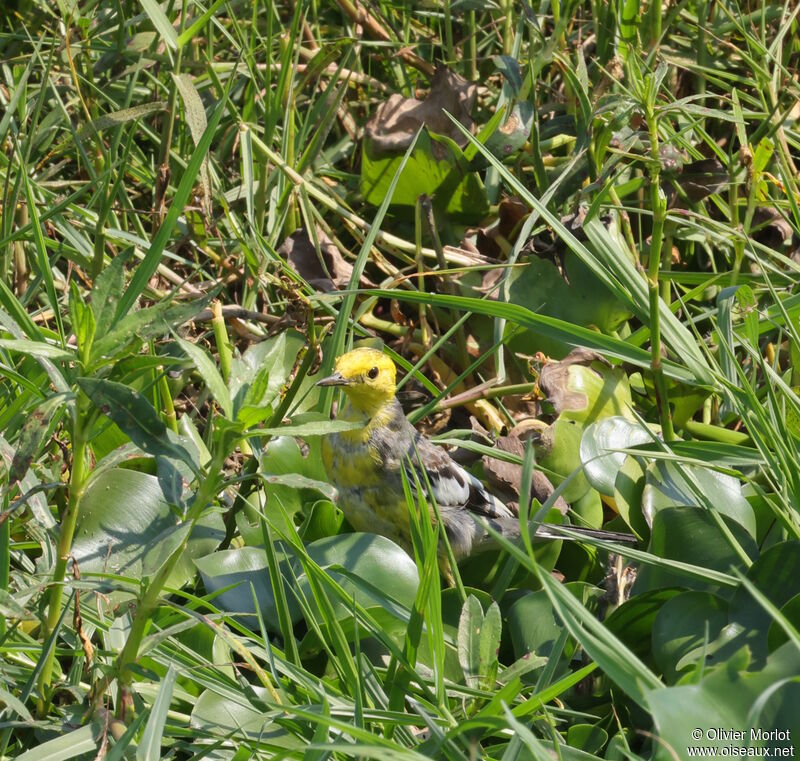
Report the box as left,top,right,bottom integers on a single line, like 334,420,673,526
604,588,680,662
361,128,488,218
190,687,304,747
73,468,224,595
535,419,592,503
727,542,800,664
647,643,800,759
633,507,758,595
506,590,566,665
580,417,654,497
651,591,730,683
79,378,199,471
457,595,484,688
507,256,632,358
641,459,756,537
299,533,420,613
194,545,302,632
91,292,214,361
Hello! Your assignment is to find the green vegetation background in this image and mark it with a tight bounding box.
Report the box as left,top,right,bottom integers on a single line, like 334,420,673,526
0,0,799,759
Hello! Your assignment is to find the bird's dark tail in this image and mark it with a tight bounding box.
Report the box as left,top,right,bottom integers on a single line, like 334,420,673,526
473,516,638,553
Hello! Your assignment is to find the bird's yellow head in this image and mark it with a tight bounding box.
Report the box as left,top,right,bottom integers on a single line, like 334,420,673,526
317,347,397,413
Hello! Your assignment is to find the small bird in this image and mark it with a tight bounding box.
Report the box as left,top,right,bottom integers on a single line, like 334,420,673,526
318,347,634,569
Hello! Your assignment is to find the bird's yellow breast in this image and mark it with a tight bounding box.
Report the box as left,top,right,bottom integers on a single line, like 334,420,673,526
321,432,383,488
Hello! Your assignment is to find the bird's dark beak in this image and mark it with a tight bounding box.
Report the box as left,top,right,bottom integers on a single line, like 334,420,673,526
316,371,349,387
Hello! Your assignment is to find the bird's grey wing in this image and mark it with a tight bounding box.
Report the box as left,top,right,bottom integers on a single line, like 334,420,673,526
405,433,514,520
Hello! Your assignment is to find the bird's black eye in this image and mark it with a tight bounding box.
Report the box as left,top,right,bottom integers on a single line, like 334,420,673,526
367,366,379,379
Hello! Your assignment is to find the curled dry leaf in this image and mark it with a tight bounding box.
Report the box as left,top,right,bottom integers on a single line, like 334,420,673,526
482,423,569,516
538,347,611,416
279,227,374,292
365,67,477,152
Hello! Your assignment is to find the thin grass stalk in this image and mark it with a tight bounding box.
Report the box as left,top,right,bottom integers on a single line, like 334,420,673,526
154,0,188,230
644,85,674,441
0,494,8,640
502,0,513,55
467,11,478,81
443,0,454,64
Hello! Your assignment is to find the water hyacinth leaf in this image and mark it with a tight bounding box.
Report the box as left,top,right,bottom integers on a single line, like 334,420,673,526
300,499,342,542
727,542,800,664
298,533,420,613
571,489,604,529
580,416,654,497
651,591,729,683
194,545,302,631
190,687,304,747
767,593,800,652
507,256,632,358
538,349,635,423
506,590,566,665
646,642,800,759
566,724,608,754
361,128,488,218
78,378,200,472
641,459,755,536
604,589,680,662
613,454,649,536
633,507,758,595
534,419,592,504
72,468,224,597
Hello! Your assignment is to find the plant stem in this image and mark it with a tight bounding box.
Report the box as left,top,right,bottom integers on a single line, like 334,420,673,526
111,452,225,718
37,410,90,716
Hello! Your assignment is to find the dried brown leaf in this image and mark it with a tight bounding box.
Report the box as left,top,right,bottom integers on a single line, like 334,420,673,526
365,67,476,151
